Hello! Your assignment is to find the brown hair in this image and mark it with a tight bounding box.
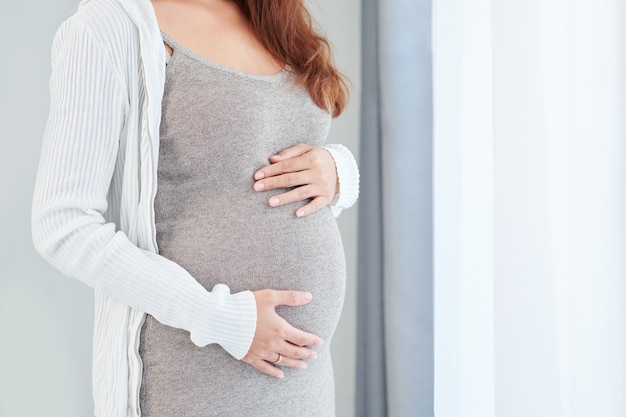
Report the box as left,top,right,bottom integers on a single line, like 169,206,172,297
233,0,349,117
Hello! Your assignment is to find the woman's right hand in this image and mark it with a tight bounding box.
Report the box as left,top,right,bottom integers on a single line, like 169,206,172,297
243,289,323,378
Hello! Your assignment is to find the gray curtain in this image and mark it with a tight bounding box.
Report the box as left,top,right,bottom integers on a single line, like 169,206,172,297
356,0,433,416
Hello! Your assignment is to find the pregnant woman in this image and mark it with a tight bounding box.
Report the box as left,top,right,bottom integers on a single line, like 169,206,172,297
31,0,359,416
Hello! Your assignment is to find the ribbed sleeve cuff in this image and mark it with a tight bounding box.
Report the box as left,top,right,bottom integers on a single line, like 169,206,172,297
323,144,360,217
189,285,257,360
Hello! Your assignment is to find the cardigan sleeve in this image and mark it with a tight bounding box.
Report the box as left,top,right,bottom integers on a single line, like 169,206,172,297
31,18,256,360
323,144,360,217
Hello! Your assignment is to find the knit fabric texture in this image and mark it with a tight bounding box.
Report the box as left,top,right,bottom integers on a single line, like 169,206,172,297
138,32,346,417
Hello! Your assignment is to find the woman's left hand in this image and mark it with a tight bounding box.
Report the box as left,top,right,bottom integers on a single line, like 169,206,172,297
253,144,339,217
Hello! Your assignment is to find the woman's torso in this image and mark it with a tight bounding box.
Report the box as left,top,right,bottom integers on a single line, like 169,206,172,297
139,32,346,417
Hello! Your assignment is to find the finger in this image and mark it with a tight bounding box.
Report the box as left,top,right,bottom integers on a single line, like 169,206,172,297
254,171,310,192
268,352,282,363
278,341,319,360
293,196,329,218
273,355,309,370
285,327,324,348
266,188,332,216
271,290,313,307
254,157,310,181
266,185,319,208
251,359,285,379
269,143,312,162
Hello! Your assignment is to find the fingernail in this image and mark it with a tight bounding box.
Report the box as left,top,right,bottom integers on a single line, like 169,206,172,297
270,197,280,206
296,210,305,217
254,182,265,191
254,171,265,180
299,362,308,370
311,352,318,360
270,155,280,159
277,372,285,379
303,292,312,301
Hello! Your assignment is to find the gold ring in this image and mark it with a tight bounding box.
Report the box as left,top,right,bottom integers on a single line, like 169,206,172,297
271,353,283,365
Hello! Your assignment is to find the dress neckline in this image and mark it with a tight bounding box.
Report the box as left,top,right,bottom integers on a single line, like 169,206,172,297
160,30,289,82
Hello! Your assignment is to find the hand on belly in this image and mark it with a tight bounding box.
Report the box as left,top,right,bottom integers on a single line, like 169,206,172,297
253,144,339,218
242,289,323,379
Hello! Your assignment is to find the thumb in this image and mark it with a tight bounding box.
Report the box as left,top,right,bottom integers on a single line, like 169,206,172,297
273,290,313,307
269,143,311,162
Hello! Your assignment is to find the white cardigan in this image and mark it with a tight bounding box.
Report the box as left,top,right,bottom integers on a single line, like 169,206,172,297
31,0,359,416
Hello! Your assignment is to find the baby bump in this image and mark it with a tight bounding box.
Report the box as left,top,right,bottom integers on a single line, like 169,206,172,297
155,190,347,340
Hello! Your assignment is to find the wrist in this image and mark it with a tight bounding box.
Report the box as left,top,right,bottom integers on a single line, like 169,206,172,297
190,284,257,360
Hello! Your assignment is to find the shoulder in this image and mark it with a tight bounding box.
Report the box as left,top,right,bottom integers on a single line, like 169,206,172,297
69,0,136,42
53,1,137,61
51,0,140,84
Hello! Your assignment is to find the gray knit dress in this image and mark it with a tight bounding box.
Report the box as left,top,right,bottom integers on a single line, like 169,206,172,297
138,32,346,417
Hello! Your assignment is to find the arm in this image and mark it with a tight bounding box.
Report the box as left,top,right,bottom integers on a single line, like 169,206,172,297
253,143,360,217
32,19,320,374
32,17,255,357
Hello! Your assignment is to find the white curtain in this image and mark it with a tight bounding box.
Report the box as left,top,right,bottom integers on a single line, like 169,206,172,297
433,1,626,416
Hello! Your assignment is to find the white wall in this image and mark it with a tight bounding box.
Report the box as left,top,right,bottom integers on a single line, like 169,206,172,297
0,1,360,416
0,2,94,416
